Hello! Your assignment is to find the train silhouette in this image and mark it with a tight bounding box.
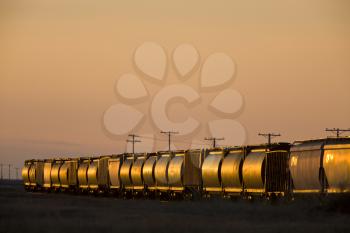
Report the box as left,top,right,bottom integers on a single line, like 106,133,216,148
22,137,350,200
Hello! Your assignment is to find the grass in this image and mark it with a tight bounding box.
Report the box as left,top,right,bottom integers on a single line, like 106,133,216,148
1,182,350,233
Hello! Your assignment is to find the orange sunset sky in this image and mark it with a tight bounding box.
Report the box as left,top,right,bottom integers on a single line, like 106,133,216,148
1,0,350,177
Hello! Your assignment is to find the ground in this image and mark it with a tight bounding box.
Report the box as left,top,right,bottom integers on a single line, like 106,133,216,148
1,181,349,233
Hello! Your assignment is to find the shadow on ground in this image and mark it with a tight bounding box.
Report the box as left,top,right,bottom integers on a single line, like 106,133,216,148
0,182,349,233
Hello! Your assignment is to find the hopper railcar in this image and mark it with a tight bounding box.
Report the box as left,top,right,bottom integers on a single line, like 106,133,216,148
153,149,204,199
119,153,135,197
59,158,79,192
154,151,173,198
108,154,123,195
168,149,204,200
201,148,227,196
50,159,64,191
22,159,44,191
201,143,290,199
221,147,246,197
241,143,290,199
87,156,110,193
77,157,91,192
289,137,350,197
201,147,249,198
22,137,350,201
130,153,148,196
42,159,53,191
142,152,159,197
118,152,152,198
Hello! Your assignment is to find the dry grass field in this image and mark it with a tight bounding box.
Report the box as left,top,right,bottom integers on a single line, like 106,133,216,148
1,181,350,233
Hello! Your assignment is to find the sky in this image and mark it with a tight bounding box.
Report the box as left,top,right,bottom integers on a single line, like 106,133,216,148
1,0,350,177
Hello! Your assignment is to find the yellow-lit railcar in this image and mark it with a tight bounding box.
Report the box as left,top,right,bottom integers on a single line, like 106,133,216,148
22,160,44,191
87,156,110,192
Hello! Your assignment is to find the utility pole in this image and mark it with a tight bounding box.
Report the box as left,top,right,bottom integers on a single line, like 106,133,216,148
204,137,225,148
0,163,3,180
258,133,281,145
325,128,350,138
15,167,19,180
0,163,5,180
161,131,179,151
8,164,11,180
127,134,141,154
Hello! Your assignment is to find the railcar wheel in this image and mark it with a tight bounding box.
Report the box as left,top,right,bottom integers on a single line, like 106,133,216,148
268,193,278,205
229,195,240,202
123,190,132,199
111,190,121,198
184,191,193,201
142,190,149,199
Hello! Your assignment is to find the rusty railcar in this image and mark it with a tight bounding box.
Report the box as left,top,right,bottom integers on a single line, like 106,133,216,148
87,156,110,192
289,137,350,195
242,143,290,198
22,160,44,191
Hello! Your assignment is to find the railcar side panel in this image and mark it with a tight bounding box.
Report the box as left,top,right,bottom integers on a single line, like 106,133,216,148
51,162,62,188
59,160,78,188
167,156,184,187
323,144,350,193
120,158,133,188
155,155,171,189
87,161,98,189
43,161,52,188
242,151,265,193
131,157,145,189
143,156,157,189
202,151,225,192
22,163,31,186
221,150,244,193
77,161,89,189
289,143,323,193
183,149,203,187
108,158,122,189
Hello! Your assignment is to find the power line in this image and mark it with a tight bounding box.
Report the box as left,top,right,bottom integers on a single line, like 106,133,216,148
325,128,350,138
204,137,225,148
138,135,210,146
89,135,210,147
160,131,179,151
126,134,141,154
258,133,281,145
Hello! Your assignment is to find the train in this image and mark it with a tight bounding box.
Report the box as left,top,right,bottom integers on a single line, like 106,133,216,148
22,137,350,200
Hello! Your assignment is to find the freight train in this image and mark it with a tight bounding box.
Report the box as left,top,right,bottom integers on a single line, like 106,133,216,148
22,137,350,200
